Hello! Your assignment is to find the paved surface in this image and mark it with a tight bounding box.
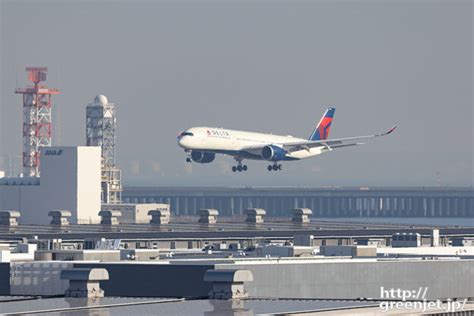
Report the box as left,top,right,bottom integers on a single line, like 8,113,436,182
0,297,378,315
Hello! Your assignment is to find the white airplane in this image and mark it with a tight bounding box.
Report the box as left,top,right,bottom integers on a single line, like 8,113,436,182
177,107,396,172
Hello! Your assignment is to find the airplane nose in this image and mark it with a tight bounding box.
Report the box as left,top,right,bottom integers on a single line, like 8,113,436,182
178,136,186,148
177,132,184,145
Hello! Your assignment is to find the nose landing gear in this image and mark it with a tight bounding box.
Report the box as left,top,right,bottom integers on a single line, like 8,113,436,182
185,150,192,163
267,163,282,171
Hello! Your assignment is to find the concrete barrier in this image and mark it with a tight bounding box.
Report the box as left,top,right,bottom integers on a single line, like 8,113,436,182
198,209,218,224
99,210,121,225
49,210,72,226
148,209,170,225
292,208,312,223
245,208,266,224
0,210,20,226
60,268,109,298
204,269,253,299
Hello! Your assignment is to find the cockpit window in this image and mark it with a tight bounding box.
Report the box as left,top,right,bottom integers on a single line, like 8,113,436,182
181,132,194,137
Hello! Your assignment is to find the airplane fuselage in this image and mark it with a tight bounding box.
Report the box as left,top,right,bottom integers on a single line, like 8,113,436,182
178,127,329,161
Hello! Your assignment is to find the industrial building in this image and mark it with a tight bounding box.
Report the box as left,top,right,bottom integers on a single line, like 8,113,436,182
2,257,473,300
0,146,101,224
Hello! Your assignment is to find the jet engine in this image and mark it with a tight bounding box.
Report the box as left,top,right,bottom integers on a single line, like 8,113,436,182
191,151,215,163
261,145,287,161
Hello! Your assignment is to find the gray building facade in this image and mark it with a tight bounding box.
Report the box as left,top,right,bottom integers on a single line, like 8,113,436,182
123,187,474,217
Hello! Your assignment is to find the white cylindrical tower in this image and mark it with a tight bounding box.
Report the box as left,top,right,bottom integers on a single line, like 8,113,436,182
86,95,121,204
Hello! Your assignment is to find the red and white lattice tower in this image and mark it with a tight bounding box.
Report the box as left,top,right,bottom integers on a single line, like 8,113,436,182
15,67,60,177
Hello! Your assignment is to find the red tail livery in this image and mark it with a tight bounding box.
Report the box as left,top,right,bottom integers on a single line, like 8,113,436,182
309,107,335,141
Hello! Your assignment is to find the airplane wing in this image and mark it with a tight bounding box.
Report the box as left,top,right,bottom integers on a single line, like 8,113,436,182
242,125,397,153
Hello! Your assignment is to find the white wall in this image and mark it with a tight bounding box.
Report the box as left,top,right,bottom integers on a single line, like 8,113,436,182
0,146,101,224
102,203,170,223
76,147,102,223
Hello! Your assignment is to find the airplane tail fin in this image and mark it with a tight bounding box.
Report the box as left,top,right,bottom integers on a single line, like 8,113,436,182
308,107,336,141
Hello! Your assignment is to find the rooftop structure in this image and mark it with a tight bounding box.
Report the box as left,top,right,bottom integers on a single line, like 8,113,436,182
0,146,101,224
0,217,473,314
101,203,170,224
0,217,471,245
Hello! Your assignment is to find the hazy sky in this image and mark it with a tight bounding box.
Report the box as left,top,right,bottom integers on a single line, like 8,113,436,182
0,0,472,187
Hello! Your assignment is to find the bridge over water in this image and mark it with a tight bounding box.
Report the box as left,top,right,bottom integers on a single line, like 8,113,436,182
123,187,474,217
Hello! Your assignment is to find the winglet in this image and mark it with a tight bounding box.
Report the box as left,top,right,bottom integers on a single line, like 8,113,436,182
379,125,397,137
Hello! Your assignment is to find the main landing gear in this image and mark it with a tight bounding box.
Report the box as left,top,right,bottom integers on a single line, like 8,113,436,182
267,163,282,171
232,158,248,172
232,165,248,172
